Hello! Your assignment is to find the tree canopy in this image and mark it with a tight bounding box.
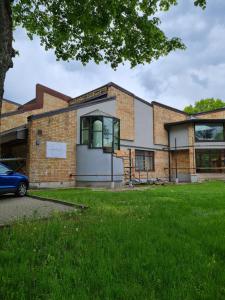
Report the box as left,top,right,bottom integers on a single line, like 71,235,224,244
0,0,206,102
184,98,225,114
12,0,206,68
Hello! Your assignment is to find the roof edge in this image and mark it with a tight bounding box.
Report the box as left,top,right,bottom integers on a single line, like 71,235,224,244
192,106,225,116
3,98,21,106
152,101,188,115
28,96,116,121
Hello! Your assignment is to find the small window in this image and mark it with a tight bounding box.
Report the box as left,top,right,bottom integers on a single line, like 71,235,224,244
135,150,154,171
195,123,224,142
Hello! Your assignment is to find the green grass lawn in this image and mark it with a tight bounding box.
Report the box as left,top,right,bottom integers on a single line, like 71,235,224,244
1,182,225,299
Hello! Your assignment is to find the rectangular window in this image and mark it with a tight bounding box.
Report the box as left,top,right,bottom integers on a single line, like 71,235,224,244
196,149,225,173
135,150,154,171
195,123,224,142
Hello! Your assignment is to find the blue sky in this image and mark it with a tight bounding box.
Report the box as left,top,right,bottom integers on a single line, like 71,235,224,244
4,0,225,110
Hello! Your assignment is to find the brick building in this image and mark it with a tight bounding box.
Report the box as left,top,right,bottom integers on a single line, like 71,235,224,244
1,82,225,187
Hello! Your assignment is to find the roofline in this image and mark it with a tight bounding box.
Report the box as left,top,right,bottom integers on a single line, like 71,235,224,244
165,118,225,129
3,98,21,106
107,82,152,106
191,106,225,116
0,84,72,118
152,101,188,115
71,81,152,107
28,96,116,121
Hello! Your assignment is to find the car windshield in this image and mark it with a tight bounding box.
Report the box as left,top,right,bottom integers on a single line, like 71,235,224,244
0,164,11,175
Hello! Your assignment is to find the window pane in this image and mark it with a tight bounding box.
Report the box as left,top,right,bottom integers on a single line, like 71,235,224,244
195,124,224,141
103,118,113,135
93,119,102,131
82,129,89,145
82,118,89,129
113,137,119,150
0,164,10,174
145,156,153,171
92,132,102,147
114,120,119,138
103,134,113,147
135,155,144,170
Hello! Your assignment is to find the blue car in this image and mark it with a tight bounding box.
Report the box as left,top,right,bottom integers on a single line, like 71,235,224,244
0,163,29,196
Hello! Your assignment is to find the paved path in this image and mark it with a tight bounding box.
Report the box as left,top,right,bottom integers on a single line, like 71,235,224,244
0,195,75,225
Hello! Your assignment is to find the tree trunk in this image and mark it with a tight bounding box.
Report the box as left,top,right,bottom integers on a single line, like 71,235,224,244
0,0,14,157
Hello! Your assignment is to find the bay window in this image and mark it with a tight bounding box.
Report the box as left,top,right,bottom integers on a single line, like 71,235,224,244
80,116,120,151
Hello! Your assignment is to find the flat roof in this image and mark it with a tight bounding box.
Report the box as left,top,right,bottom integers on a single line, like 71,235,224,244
165,118,225,129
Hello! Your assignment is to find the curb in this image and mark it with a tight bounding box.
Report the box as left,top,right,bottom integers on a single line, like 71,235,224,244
27,195,88,210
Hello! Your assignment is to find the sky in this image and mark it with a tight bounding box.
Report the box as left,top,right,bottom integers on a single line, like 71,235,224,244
4,0,225,110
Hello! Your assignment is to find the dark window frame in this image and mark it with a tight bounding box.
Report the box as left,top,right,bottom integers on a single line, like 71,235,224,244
135,150,155,171
80,115,120,151
196,149,225,173
194,123,225,143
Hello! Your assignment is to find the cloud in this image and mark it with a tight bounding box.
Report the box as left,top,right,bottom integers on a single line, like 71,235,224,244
4,0,225,110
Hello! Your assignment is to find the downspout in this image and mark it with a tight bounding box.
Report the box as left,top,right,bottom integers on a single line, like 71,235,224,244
167,129,171,182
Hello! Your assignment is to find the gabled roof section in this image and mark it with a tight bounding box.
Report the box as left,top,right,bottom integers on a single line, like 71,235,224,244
28,96,116,121
81,109,114,117
3,98,21,107
71,81,152,107
18,84,71,112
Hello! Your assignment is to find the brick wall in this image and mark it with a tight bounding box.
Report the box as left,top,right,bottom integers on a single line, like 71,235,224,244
1,92,69,133
108,86,135,141
27,110,76,186
153,104,187,146
2,100,19,113
115,148,169,181
196,110,225,119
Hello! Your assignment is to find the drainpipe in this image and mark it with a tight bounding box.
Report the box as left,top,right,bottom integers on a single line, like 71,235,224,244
167,129,171,182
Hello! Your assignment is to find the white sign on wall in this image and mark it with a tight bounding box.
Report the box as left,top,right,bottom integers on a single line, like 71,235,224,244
46,141,67,159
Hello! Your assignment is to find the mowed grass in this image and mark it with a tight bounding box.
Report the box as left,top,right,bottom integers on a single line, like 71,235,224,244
1,182,225,300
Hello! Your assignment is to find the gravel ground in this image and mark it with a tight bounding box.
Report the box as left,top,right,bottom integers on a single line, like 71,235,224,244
0,195,76,225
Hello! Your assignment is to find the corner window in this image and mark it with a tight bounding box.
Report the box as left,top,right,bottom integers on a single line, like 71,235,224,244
135,150,154,171
195,123,224,142
80,116,120,150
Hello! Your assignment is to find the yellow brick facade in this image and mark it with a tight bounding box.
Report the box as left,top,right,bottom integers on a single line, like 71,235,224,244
1,92,69,132
27,110,76,185
2,100,20,113
153,103,187,145
108,86,135,141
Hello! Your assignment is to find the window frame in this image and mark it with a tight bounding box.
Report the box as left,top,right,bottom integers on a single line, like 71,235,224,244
80,115,120,151
194,122,225,143
135,150,155,172
195,149,225,173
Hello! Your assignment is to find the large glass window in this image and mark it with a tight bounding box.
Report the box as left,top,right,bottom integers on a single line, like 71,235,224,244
195,123,224,142
80,116,120,150
135,150,154,171
196,149,225,173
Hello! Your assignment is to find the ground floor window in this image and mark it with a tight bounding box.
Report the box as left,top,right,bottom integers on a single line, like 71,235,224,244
196,149,225,173
135,150,154,171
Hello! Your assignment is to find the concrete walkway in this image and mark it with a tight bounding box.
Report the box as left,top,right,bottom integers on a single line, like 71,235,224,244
0,195,76,225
